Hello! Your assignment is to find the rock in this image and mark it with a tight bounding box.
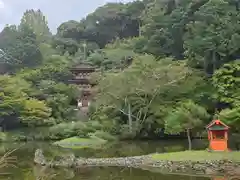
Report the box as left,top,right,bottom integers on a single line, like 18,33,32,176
59,154,75,167
205,167,217,175
34,149,46,165
193,164,206,171
34,150,240,177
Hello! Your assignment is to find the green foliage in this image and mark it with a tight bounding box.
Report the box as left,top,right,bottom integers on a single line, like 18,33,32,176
19,9,52,43
39,43,58,60
0,76,52,127
94,57,206,138
184,1,240,74
212,60,240,106
20,99,52,126
220,107,240,132
0,24,42,73
0,10,78,132
52,36,80,55
48,120,106,140
49,122,88,139
87,48,136,70
1,0,240,141
165,100,210,134
18,65,71,84
89,130,117,141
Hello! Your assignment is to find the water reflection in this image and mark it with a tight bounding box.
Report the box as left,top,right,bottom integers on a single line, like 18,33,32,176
0,140,237,180
33,165,211,180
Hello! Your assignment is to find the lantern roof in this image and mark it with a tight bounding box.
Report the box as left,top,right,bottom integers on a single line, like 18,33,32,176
206,119,229,130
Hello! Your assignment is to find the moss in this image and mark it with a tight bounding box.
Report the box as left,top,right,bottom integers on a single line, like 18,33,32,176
151,151,240,162
53,136,107,149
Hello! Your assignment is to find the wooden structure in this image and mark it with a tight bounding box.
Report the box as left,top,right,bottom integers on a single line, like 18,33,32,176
68,64,96,111
206,119,229,151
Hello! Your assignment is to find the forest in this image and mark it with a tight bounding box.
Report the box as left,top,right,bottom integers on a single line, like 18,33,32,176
0,0,239,143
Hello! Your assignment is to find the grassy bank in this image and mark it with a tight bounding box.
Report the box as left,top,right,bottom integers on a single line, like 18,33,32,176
151,151,240,162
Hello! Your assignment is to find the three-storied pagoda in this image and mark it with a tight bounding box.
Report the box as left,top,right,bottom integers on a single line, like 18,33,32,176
68,64,96,112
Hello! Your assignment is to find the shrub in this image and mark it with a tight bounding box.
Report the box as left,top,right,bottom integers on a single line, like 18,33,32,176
90,130,117,141
48,121,103,140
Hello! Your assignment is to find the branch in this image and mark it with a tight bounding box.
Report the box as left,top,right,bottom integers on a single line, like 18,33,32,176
140,74,189,125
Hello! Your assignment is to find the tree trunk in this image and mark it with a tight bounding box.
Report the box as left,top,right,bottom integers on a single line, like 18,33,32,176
212,51,216,73
128,103,133,133
187,129,192,151
138,20,141,37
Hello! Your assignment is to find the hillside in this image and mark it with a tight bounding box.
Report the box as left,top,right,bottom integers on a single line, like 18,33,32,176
0,0,239,143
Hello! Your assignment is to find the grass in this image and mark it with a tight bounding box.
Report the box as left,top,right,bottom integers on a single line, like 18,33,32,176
53,136,107,149
151,151,240,162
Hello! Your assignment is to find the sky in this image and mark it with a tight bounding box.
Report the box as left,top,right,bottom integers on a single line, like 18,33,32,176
0,0,132,33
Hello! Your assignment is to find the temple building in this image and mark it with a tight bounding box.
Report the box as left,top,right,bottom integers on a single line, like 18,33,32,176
68,64,96,113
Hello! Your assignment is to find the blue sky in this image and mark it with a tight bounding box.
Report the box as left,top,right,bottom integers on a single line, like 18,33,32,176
0,0,132,32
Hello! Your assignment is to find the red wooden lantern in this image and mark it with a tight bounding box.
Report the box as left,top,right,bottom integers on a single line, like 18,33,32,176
206,120,229,151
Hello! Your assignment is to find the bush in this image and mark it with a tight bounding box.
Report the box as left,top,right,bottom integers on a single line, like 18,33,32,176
118,124,137,140
90,130,117,141
48,121,104,140
85,121,103,131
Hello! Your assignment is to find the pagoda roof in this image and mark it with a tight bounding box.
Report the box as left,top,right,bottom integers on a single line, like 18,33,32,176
206,119,229,130
68,79,96,85
70,63,95,71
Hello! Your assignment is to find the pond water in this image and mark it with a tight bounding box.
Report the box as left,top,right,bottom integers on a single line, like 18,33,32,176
0,139,223,180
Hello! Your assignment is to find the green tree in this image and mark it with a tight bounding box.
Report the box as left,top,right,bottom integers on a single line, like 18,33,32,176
20,98,52,127
94,56,203,138
19,9,51,43
0,75,52,128
220,107,240,132
0,25,20,73
0,24,42,72
36,80,79,122
52,36,79,55
56,1,145,48
184,0,240,74
87,48,135,70
57,20,85,40
212,60,240,107
213,60,240,132
165,100,210,150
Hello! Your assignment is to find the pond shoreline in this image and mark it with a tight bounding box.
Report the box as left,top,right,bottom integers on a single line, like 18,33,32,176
34,149,240,176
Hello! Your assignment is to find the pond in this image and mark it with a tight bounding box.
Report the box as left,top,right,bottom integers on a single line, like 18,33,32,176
0,139,226,180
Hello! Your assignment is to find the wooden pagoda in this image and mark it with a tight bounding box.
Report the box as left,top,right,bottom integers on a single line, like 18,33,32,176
68,64,96,112
206,119,229,151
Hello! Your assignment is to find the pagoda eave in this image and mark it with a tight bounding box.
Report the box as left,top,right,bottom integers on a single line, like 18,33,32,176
82,90,92,95
70,68,95,72
68,79,91,84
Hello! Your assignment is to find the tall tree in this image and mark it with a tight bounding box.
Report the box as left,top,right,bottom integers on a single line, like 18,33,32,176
19,9,51,43
0,25,20,73
184,0,240,74
94,56,204,137
0,24,42,73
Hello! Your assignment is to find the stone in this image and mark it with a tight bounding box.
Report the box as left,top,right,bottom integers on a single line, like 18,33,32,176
34,149,46,165
34,150,240,177
205,167,217,175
